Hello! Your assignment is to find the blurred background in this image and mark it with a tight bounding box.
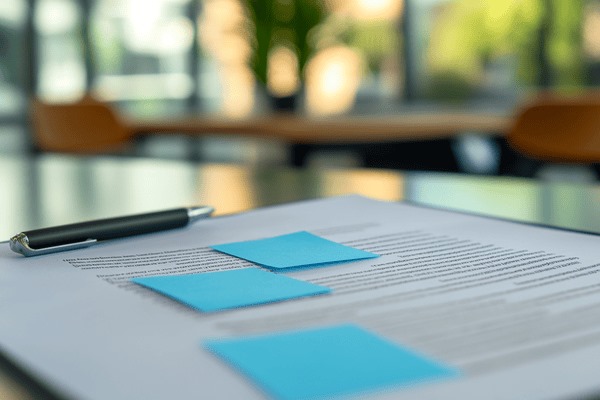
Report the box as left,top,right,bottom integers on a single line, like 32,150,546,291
1,0,600,172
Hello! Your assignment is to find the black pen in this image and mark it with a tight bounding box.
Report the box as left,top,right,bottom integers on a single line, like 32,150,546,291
7,206,214,257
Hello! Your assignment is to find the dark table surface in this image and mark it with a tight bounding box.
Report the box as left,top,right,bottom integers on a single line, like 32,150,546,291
1,153,600,399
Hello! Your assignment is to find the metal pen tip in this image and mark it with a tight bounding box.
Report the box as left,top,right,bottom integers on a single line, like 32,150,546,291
187,206,215,223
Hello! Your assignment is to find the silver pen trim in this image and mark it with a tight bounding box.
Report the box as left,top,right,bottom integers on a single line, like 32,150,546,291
9,233,98,257
187,206,215,223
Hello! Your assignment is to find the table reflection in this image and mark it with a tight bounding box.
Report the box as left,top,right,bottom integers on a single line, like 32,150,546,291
1,153,600,242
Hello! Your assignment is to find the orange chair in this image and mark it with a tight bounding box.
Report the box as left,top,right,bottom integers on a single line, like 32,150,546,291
507,96,600,163
30,96,134,154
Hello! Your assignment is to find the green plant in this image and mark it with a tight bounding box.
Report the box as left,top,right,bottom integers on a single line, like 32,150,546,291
243,0,326,90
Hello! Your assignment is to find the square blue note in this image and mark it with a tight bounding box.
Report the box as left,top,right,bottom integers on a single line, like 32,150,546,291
211,231,378,270
205,324,459,400
131,268,330,312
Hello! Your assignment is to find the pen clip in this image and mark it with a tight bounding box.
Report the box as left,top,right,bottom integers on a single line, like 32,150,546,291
9,233,98,257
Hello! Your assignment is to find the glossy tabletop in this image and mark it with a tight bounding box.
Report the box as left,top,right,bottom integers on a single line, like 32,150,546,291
1,153,600,399
1,153,600,241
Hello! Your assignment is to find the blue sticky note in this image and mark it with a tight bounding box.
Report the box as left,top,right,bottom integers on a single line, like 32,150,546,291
211,231,378,270
205,324,459,400
131,268,330,312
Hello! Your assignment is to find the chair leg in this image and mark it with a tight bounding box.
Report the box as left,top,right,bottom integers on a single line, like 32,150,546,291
289,144,312,167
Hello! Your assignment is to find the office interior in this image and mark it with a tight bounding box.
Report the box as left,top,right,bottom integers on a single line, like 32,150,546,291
4,3,600,398
1,0,600,174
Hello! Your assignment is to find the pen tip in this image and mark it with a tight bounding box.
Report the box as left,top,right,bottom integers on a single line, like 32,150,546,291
188,206,215,221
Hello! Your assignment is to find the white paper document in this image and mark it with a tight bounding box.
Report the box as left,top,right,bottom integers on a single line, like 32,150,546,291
2,195,600,399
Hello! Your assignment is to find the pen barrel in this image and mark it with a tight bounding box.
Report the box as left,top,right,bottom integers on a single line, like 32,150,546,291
24,208,190,249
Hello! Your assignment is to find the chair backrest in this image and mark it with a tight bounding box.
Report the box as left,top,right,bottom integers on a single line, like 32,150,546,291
507,97,600,163
30,97,133,153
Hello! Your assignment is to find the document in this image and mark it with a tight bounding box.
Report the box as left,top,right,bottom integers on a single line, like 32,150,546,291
2,195,600,399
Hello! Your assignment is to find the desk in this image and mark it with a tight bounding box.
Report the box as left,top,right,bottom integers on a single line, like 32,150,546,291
33,96,510,168
1,153,600,399
132,112,511,168
131,112,510,143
